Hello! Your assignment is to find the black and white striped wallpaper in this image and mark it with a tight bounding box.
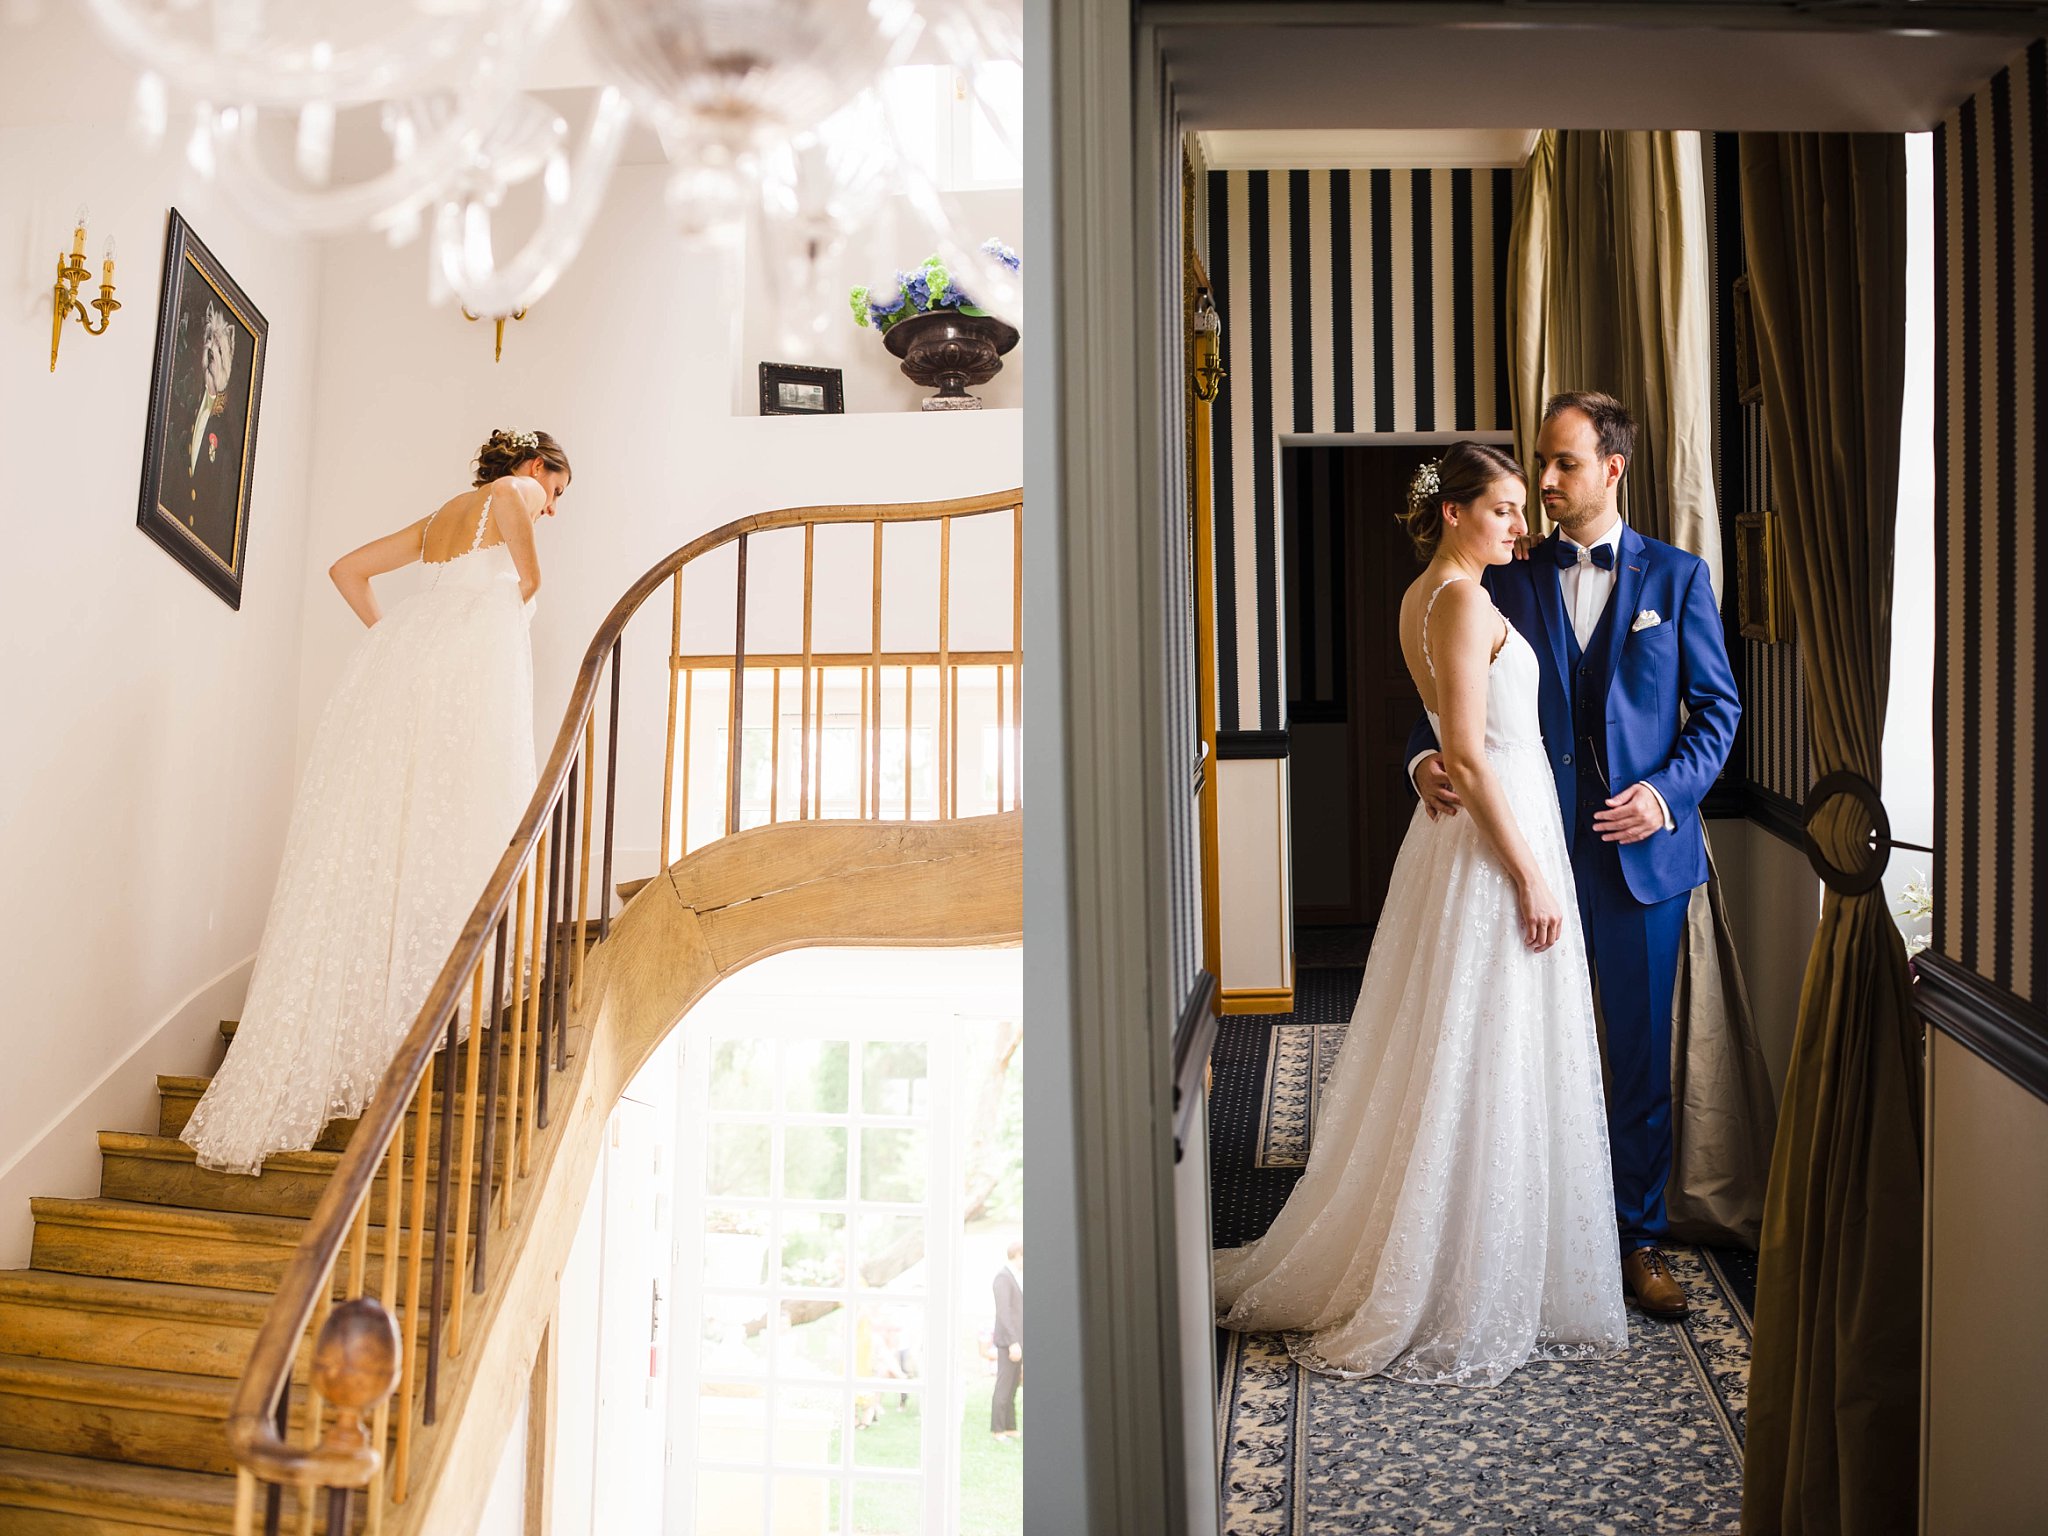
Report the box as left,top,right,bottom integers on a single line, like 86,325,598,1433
1706,130,1815,812
1207,167,1515,737
1936,44,2043,1004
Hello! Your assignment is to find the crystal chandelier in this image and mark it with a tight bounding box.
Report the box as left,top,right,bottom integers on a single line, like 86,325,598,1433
67,0,1021,322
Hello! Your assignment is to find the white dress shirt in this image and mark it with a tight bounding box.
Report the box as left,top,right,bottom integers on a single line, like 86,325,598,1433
1411,520,1674,833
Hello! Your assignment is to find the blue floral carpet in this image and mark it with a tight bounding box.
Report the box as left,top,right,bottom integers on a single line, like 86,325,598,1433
1210,963,1754,1534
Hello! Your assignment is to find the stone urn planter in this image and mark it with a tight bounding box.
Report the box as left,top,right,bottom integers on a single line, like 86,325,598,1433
883,310,1021,411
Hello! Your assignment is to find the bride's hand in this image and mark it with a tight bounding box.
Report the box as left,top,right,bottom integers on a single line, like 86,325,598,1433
1516,874,1563,953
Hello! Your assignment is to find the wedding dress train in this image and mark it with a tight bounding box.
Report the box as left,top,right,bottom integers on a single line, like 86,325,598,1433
1214,577,1627,1386
182,498,535,1174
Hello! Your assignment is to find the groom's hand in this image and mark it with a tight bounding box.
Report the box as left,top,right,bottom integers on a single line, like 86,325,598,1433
1595,783,1665,844
1414,754,1462,819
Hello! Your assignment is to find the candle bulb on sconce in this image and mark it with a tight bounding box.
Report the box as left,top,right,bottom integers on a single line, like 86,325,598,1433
50,213,121,372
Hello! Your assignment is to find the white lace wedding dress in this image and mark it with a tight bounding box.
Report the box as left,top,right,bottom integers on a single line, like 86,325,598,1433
1214,576,1627,1386
182,496,536,1174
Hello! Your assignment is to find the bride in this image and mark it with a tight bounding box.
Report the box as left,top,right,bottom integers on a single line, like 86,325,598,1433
1214,441,1627,1386
182,428,570,1176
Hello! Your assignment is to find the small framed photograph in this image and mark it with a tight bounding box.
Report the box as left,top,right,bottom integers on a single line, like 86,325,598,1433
759,362,845,417
136,209,270,610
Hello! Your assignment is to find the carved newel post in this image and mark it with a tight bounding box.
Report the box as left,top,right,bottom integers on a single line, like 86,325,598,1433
308,1297,403,1525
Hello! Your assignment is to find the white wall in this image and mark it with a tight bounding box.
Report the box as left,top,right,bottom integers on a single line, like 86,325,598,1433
299,162,1023,892
0,8,324,1262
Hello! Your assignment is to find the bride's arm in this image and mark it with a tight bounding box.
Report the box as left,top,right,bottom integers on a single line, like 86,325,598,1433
492,477,546,603
330,517,431,628
1431,583,1562,952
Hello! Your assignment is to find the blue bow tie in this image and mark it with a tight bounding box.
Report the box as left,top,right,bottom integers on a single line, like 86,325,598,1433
1546,538,1616,571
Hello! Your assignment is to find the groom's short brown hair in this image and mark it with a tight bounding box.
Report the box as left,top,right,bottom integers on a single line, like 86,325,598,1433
1543,390,1636,467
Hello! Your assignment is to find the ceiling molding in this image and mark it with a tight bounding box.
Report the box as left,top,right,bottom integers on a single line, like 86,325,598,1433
1197,128,1540,169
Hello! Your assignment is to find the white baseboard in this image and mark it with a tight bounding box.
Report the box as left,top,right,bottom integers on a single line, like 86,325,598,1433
0,956,252,1268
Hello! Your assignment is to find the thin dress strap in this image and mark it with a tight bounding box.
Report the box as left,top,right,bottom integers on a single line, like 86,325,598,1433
469,491,495,552
1420,576,1468,680
420,503,437,553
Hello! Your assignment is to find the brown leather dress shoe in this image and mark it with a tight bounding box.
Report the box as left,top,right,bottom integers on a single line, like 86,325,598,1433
1621,1246,1689,1320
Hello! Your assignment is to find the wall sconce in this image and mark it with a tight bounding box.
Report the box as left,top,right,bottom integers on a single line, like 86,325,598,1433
462,306,528,363
1191,288,1225,403
51,212,120,372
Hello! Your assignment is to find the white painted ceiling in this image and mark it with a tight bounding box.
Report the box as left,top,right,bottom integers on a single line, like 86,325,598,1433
1164,17,2038,135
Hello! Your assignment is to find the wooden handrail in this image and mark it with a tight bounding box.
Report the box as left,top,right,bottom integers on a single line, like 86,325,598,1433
223,486,1023,1493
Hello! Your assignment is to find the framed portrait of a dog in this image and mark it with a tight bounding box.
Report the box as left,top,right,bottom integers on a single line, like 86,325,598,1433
136,209,269,610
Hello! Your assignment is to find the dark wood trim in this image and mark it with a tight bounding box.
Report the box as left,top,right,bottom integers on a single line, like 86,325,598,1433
1746,785,1807,850
1172,969,1221,1163
1702,780,1750,820
1914,950,2048,1107
1217,728,1290,760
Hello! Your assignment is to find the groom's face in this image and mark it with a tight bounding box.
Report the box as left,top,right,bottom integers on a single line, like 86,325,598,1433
1534,409,1622,535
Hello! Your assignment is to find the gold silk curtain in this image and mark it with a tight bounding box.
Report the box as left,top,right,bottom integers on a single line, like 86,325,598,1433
1737,131,1919,1536
1508,129,1778,1245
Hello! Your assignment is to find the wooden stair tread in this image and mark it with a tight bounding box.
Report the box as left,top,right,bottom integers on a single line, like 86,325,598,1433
0,1270,270,1325
0,1351,233,1417
99,1132,492,1176
0,1444,244,1515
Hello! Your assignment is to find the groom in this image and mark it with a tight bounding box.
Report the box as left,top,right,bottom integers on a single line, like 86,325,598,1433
1406,391,1741,1319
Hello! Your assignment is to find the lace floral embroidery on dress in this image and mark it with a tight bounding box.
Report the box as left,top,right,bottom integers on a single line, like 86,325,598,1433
1214,584,1627,1387
182,535,535,1175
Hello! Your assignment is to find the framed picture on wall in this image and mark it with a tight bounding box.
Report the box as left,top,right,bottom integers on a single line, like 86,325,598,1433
1735,508,1792,644
135,209,269,610
759,362,845,416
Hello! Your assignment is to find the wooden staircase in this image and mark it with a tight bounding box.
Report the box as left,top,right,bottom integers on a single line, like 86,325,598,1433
0,1020,492,1533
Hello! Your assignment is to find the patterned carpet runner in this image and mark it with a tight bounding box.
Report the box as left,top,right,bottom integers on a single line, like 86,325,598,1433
1210,960,1755,1535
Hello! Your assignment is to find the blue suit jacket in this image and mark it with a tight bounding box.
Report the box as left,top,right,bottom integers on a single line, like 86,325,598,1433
1407,524,1741,906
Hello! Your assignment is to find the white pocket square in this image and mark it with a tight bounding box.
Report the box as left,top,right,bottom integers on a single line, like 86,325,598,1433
1630,609,1663,632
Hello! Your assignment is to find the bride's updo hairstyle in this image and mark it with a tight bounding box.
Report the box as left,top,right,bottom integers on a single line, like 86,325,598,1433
472,427,571,487
1396,440,1524,561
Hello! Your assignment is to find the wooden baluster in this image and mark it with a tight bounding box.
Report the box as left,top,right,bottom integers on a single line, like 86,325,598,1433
391,1075,430,1500
235,1468,258,1536
502,866,530,1202
556,789,577,1074
903,665,913,820
800,525,814,820
679,670,694,859
297,1249,336,1536
447,959,486,1353
769,668,781,824
576,714,594,1008
996,667,1007,811
870,521,883,818
939,517,951,821
473,916,511,1290
348,1185,371,1303
1013,501,1024,805
528,827,551,1136
950,665,961,818
859,666,869,819
424,1003,459,1424
547,799,567,1072
366,1124,401,1531
661,571,681,871
726,533,749,838
601,638,620,941
264,1381,288,1535
559,763,579,1066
